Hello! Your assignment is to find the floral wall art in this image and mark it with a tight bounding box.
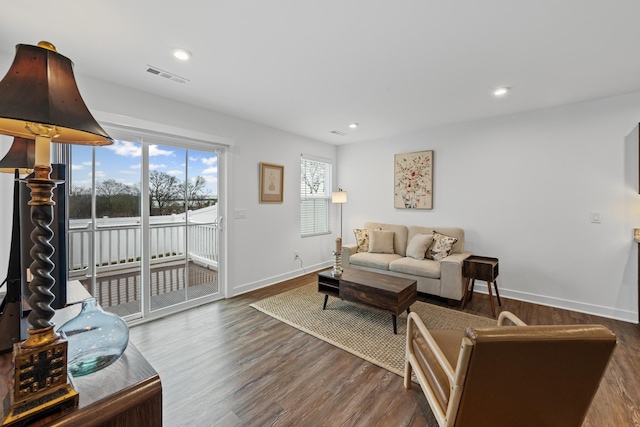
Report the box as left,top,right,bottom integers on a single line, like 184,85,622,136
394,150,433,209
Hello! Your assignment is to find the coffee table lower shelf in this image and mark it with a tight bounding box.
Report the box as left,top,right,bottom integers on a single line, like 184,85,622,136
317,268,417,334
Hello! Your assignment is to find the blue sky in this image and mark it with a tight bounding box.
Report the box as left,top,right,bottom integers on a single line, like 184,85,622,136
70,140,218,196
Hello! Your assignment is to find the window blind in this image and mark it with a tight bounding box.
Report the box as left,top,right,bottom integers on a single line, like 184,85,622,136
300,156,332,236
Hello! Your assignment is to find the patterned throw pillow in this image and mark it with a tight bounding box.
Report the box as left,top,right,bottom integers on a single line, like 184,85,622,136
353,228,381,253
427,232,458,261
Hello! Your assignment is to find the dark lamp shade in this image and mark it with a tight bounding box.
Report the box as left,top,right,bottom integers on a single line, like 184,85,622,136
0,42,113,146
0,137,35,174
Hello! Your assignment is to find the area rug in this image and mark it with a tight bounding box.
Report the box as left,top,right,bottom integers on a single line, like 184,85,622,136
250,283,496,377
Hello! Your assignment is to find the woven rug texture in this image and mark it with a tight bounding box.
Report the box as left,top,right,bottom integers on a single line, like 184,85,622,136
250,283,496,377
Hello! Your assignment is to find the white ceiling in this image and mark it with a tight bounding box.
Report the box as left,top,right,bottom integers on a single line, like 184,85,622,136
1,1,640,145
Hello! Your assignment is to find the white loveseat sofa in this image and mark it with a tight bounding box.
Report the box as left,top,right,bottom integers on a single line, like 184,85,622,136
342,222,471,301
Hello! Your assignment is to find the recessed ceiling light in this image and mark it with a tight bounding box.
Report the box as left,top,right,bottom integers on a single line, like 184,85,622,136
173,49,191,61
493,87,509,97
349,123,358,129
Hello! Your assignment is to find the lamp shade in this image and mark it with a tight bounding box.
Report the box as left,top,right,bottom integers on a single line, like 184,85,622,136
0,42,112,146
0,137,35,174
332,190,347,204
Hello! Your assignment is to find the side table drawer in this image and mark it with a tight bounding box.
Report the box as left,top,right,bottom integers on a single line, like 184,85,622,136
463,256,499,282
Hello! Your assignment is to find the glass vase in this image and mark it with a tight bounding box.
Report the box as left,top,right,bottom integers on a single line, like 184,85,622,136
59,297,129,377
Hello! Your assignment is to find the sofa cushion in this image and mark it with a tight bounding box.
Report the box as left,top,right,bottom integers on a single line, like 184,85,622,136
364,222,408,257
369,230,395,254
349,252,403,270
427,232,458,262
406,232,434,260
353,227,381,253
389,257,440,279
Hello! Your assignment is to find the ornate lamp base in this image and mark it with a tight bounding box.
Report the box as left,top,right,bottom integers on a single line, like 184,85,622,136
331,251,343,277
2,327,78,426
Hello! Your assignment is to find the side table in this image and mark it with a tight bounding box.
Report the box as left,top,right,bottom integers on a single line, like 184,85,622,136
462,255,501,318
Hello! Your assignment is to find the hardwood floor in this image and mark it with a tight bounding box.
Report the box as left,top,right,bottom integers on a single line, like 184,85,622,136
129,272,640,426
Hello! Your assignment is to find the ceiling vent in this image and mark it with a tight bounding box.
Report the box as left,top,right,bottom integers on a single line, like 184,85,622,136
145,65,190,84
329,130,347,136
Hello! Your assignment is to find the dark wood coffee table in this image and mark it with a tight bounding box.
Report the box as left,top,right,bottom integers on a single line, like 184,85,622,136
317,267,417,334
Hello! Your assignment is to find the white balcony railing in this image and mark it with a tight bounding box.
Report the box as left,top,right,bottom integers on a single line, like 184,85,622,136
68,214,218,280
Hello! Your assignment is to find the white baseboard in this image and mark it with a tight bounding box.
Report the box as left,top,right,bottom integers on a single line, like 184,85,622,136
231,261,332,297
235,266,638,324
473,287,638,324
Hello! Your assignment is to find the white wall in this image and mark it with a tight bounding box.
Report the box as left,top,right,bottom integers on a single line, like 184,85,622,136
2,45,638,322
338,91,640,322
0,51,338,299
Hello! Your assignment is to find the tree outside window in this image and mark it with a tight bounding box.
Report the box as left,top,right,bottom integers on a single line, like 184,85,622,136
300,157,332,236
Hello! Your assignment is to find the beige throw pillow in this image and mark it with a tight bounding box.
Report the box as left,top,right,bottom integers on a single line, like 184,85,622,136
406,233,434,260
353,227,380,253
427,232,458,261
368,230,395,254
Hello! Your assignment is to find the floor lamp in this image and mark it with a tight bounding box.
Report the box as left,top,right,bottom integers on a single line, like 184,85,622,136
0,42,113,426
332,188,348,239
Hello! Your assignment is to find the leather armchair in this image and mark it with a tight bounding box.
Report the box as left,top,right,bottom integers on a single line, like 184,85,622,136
404,311,616,427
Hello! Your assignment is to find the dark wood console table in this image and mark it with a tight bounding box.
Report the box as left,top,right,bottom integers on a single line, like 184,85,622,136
0,284,162,426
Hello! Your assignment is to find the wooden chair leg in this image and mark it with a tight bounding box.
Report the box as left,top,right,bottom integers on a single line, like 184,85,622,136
493,280,501,306
404,360,412,390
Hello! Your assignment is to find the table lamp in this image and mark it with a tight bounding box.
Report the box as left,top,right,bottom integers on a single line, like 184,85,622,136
0,42,113,426
0,138,34,354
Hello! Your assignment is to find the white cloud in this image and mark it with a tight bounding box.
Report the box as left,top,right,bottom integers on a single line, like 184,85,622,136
202,156,217,166
149,145,174,157
167,169,183,176
203,175,218,185
105,140,141,157
203,166,217,175
118,170,138,175
72,164,84,170
149,163,166,171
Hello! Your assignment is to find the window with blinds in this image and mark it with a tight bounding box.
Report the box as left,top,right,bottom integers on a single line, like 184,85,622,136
300,156,332,236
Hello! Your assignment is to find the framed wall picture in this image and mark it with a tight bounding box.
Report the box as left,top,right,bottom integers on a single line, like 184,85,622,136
394,150,433,209
259,162,284,203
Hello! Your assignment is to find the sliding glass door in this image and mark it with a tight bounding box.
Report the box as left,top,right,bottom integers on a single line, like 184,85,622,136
148,145,220,312
68,134,223,321
68,142,143,319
